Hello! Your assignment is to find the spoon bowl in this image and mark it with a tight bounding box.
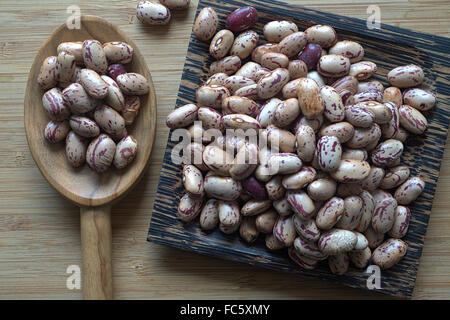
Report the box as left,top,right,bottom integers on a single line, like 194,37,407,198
24,16,157,299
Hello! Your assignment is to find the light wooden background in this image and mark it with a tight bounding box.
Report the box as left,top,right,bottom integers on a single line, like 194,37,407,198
0,0,449,299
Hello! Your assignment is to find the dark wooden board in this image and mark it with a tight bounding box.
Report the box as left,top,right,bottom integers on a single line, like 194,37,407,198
148,0,450,298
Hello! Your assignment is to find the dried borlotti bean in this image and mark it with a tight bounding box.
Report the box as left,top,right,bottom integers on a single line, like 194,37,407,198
164,9,437,277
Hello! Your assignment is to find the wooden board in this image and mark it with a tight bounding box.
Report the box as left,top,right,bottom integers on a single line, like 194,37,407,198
148,0,450,298
1,0,450,300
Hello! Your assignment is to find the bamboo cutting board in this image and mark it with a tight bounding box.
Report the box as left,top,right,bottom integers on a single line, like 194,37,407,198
0,0,449,299
147,0,450,298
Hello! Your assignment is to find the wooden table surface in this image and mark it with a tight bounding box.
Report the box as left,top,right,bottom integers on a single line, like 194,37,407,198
0,0,449,300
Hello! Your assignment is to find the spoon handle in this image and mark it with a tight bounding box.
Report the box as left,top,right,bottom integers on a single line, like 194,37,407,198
80,205,113,300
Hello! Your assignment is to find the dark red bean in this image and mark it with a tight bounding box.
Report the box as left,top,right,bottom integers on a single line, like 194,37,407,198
242,176,268,200
298,43,323,70
107,64,127,81
226,6,258,33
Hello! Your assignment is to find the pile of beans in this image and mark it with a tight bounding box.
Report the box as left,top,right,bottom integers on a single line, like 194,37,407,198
38,40,150,173
136,0,191,26
166,6,436,273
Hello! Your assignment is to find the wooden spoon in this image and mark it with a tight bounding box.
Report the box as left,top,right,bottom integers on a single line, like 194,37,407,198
24,16,157,299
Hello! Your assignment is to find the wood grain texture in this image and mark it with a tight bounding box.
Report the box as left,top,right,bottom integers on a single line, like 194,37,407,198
148,0,450,298
0,0,449,300
80,205,113,300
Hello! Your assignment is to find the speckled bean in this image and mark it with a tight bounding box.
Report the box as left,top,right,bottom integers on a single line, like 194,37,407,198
372,238,407,269
361,167,385,191
305,25,337,48
320,85,345,122
137,1,171,25
257,67,290,99
282,166,316,190
202,146,234,176
166,104,198,130
197,85,230,109
57,51,76,83
288,60,308,80
42,88,70,121
278,32,307,57
223,76,255,95
387,64,424,88
210,55,242,75
79,68,108,99
65,131,87,167
122,96,141,125
372,195,397,234
218,200,241,227
307,177,337,201
394,177,425,205
261,52,289,70
315,197,344,230
222,95,258,116
230,30,259,60
86,134,116,173
380,102,400,139
116,72,150,96
273,98,300,127
205,73,228,86
348,61,377,81
69,115,100,138
346,123,381,149
286,191,315,219
398,104,428,134
101,75,125,111
403,88,436,111
353,89,383,104
44,120,70,143
317,135,342,172
160,0,190,10
355,190,375,233
38,56,59,90
293,214,321,242
341,148,368,161
297,77,325,119
295,125,316,162
317,54,350,78
268,153,302,175
200,199,220,231
319,122,355,144
112,135,137,169
330,160,371,183
371,139,403,167
329,40,364,63
82,40,107,73
383,87,403,107
255,209,278,234
57,42,83,64
94,105,126,137
288,247,318,270
182,164,204,197
318,229,357,255
273,216,296,246
263,20,298,43
294,237,328,260
380,166,410,190
335,196,363,230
